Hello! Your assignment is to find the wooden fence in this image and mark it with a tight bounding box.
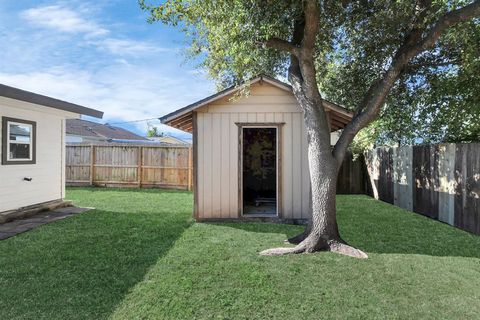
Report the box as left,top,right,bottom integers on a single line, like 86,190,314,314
337,153,368,194
66,144,193,190
365,143,480,235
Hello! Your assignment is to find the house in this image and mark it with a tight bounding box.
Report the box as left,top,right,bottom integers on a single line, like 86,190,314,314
149,135,191,146
66,118,148,143
0,84,103,222
160,75,353,222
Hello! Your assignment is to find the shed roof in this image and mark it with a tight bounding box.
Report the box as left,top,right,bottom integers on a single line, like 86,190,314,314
160,75,353,133
0,84,103,118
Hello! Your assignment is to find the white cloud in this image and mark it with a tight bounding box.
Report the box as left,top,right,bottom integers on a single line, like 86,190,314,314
20,4,170,57
21,5,109,37
3,2,216,138
98,38,173,55
0,64,213,136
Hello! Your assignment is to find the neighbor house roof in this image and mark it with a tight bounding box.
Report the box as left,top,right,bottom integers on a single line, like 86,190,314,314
0,84,103,118
66,119,148,141
160,75,353,133
150,135,191,145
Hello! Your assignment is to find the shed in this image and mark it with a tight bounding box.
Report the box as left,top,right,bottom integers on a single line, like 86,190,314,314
0,84,103,221
161,76,353,222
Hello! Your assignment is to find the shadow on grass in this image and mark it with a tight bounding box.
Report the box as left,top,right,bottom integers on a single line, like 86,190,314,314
67,185,192,194
0,207,192,319
212,195,480,259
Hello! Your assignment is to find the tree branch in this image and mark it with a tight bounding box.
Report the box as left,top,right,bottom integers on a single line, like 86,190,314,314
302,0,320,53
288,19,305,86
333,0,480,166
418,1,480,50
265,38,299,56
298,0,322,99
406,58,460,71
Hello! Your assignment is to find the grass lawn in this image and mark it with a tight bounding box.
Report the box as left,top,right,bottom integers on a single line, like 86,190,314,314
1,188,480,319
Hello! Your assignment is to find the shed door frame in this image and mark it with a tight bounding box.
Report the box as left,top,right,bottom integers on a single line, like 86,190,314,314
236,122,284,218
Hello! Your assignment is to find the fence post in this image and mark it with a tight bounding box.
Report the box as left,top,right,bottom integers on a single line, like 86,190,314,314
90,145,96,186
188,146,193,191
138,146,143,188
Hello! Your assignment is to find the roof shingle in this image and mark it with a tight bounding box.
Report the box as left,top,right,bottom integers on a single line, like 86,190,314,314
66,119,147,141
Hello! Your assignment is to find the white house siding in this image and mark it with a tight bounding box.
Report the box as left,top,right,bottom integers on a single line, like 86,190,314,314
0,97,77,212
195,82,316,220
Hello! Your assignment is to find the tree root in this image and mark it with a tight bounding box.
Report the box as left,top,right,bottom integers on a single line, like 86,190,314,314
260,239,368,258
259,244,307,256
328,240,368,259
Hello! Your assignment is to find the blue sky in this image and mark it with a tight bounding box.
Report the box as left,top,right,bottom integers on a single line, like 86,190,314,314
0,0,215,138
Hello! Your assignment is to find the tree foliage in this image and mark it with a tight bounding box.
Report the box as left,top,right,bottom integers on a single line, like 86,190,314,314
141,0,479,145
322,4,480,147
147,126,164,137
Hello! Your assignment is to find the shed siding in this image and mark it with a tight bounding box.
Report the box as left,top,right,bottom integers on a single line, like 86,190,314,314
0,98,73,212
196,82,311,220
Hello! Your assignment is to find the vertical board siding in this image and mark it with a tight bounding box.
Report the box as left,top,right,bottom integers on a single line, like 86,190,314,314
282,112,294,219
220,113,231,218
197,83,309,220
366,143,479,235
229,113,239,218
66,144,193,190
203,113,213,218
195,82,366,221
197,113,205,218
211,113,222,217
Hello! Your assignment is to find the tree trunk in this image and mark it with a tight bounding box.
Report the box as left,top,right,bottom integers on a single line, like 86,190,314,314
301,107,340,252
261,0,479,259
260,92,368,258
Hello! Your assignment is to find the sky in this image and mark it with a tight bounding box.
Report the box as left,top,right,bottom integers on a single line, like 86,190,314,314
0,0,216,139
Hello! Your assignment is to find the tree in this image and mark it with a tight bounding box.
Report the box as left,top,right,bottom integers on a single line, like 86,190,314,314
325,14,480,147
141,0,480,258
147,126,164,138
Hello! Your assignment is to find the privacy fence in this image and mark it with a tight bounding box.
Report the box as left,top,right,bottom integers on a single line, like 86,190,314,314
66,144,366,193
66,144,193,190
365,143,480,235
337,153,369,194
66,142,479,235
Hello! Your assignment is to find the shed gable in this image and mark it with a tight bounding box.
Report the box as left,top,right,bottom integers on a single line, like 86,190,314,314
160,75,353,133
198,81,301,114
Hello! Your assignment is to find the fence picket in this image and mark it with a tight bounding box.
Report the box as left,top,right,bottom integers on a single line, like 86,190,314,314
66,143,193,190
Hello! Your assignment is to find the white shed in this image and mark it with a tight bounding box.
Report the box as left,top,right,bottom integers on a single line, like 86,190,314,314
161,76,353,222
0,84,103,221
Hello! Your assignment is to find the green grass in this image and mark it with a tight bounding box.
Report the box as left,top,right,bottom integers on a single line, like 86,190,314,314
1,188,480,319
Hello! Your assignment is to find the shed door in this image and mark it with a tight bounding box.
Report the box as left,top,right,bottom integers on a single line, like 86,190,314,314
241,127,277,216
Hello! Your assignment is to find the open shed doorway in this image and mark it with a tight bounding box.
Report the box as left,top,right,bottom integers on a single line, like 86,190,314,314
242,127,278,216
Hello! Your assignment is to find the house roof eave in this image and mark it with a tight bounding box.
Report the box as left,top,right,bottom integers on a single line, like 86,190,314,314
0,84,103,118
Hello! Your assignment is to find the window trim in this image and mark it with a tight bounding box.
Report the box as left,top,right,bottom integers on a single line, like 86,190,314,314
2,117,36,165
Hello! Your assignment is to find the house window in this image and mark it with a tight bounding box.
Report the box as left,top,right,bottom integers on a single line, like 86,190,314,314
2,117,36,165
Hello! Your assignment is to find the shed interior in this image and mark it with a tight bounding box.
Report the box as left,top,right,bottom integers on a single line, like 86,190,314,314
242,127,277,215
